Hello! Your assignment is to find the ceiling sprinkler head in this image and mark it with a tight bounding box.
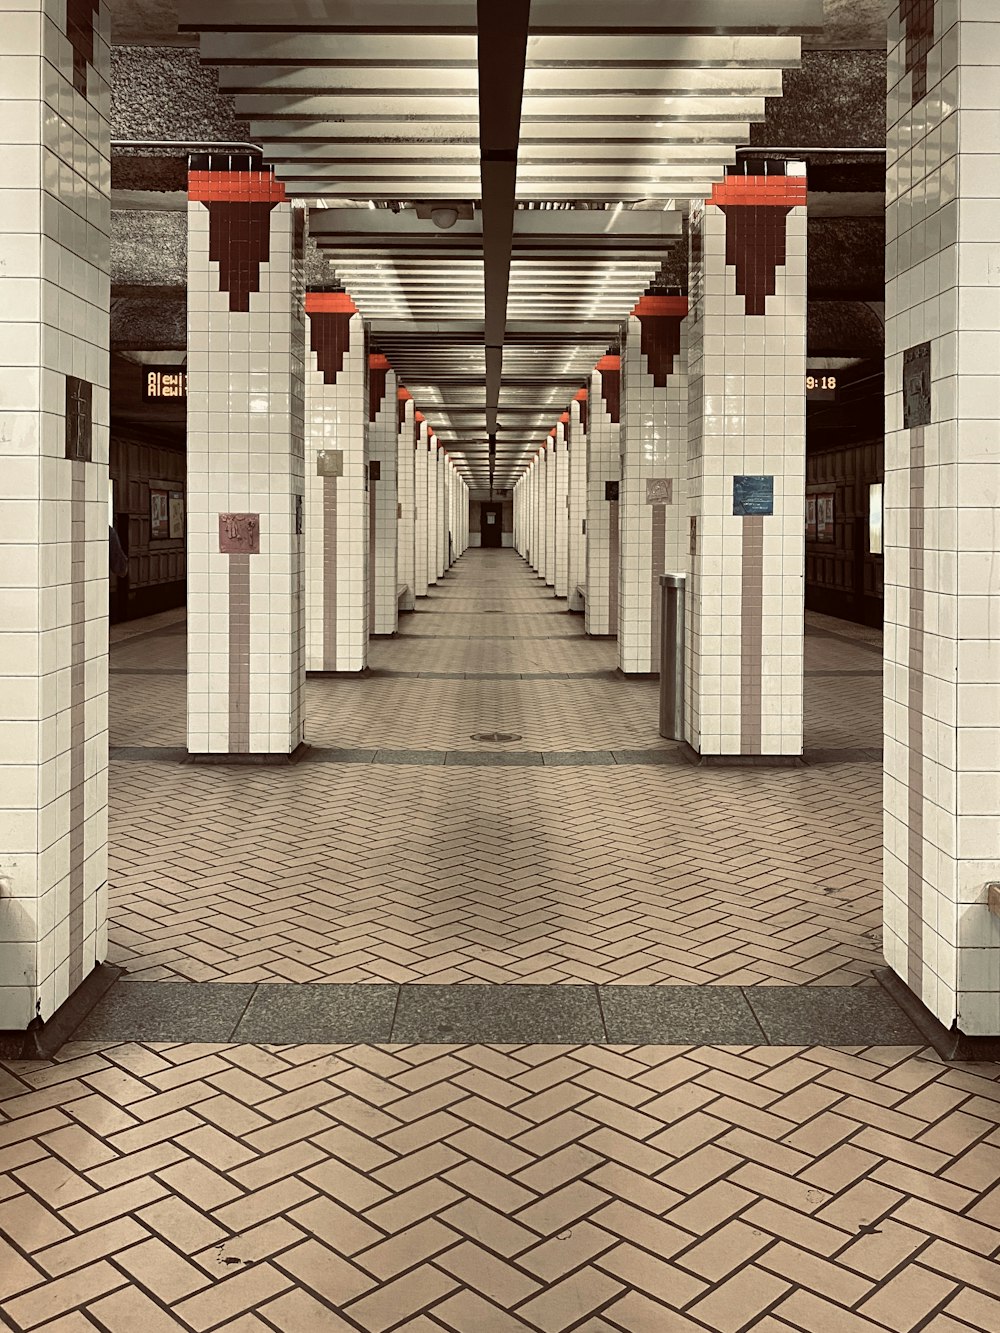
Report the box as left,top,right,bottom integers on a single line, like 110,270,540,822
430,206,460,229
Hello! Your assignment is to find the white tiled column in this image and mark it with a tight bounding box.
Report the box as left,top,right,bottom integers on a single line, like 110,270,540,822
426,433,438,586
396,389,416,610
436,449,447,578
619,302,689,674
414,417,429,597
553,419,570,597
567,391,588,611
884,0,1000,1036
529,457,540,570
685,166,807,758
544,434,556,587
302,297,367,674
368,354,398,635
585,356,621,637
187,163,306,750
0,0,110,1030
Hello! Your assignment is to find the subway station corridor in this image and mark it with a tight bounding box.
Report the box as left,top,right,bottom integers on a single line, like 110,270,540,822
4,556,1000,1332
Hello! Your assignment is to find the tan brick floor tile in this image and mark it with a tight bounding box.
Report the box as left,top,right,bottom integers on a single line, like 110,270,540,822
355,1218,457,1280
194,1217,305,1274
114,1235,212,1303
172,1264,294,1332
35,1217,148,1278
517,1268,625,1333
211,1176,316,1231
675,1218,772,1282
0,1195,73,1252
0,1237,43,1303
602,1291,708,1332
433,1289,535,1332
86,1286,188,1332
775,1289,890,1332
5,1261,125,1330
343,1265,460,1333
518,1221,617,1283
596,1242,707,1308
438,1239,542,1305
689,1266,791,1333
259,1288,357,1332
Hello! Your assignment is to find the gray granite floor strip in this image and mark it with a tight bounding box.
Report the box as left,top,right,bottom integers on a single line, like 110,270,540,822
109,746,873,767
110,668,187,675
71,981,924,1047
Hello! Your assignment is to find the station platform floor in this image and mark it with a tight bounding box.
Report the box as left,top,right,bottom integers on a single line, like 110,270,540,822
2,550,999,1332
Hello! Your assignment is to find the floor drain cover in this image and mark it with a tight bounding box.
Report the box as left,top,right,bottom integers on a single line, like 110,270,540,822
471,732,522,743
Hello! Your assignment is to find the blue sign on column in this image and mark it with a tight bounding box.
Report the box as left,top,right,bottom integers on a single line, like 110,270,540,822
733,475,774,517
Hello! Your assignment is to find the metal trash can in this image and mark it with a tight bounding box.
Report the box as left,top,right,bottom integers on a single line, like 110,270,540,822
658,573,686,741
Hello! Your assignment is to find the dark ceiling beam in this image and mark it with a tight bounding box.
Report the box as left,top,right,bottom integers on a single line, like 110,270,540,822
477,0,530,437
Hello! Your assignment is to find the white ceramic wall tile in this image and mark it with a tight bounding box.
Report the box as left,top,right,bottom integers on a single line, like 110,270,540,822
566,396,588,611
414,419,429,596
619,312,689,674
585,366,621,637
396,393,416,609
0,0,111,1031
884,0,1000,1035
686,172,807,759
368,361,398,636
302,308,367,674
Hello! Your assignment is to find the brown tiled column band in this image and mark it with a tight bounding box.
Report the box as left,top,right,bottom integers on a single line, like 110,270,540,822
907,424,926,994
228,554,251,753
740,515,765,754
650,502,667,672
323,476,337,670
67,464,88,991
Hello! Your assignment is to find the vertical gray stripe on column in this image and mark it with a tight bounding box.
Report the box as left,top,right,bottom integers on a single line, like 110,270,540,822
323,476,337,669
368,480,376,635
67,464,87,991
740,515,764,755
907,425,925,994
228,554,251,753
609,499,620,636
650,503,666,671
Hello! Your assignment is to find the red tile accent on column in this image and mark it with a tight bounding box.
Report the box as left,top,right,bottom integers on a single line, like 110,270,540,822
66,0,100,97
305,294,358,385
189,168,288,314
574,387,589,435
900,0,935,105
632,296,689,387
709,177,805,318
596,355,621,424
369,353,390,422
398,385,413,430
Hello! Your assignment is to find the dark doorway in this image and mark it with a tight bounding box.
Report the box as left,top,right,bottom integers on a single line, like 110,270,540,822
480,502,503,548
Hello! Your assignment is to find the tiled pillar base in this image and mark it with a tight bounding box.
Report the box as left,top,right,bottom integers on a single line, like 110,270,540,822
187,161,306,756
0,0,111,1031
685,166,807,759
304,298,368,675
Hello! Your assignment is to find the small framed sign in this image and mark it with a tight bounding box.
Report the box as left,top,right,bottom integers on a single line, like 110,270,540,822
733,475,774,517
168,491,185,539
815,492,835,542
150,488,170,540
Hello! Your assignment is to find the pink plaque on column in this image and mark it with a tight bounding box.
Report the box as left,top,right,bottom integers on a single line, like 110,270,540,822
219,513,260,554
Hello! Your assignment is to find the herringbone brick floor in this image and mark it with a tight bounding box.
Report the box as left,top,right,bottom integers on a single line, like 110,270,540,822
106,551,884,985
2,1040,999,1331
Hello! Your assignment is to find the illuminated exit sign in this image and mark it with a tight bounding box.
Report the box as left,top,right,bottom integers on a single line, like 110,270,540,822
806,371,838,401
142,367,187,401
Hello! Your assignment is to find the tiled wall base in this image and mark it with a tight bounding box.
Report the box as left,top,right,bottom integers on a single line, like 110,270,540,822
186,742,313,766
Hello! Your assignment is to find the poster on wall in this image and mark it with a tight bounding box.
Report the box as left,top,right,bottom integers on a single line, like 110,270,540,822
816,492,835,542
168,491,185,540
150,488,169,540
806,495,817,539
